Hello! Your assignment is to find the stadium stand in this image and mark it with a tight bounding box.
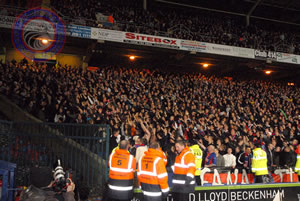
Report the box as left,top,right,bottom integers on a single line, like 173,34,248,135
1,0,41,8
1,0,299,54
47,0,300,55
0,0,300,199
0,61,299,174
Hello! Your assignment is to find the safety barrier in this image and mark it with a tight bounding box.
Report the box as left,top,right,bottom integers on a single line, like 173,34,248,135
0,120,110,197
0,160,16,201
199,167,298,185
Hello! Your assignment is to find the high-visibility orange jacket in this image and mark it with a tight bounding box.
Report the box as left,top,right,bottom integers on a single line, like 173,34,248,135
172,146,196,193
138,148,169,201
159,149,168,166
108,148,136,200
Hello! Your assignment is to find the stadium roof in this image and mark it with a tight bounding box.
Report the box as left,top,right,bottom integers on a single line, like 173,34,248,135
90,40,300,84
155,0,300,25
1,27,299,83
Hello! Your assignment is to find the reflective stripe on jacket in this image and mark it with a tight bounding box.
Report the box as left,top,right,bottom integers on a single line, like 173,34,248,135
160,149,168,166
172,147,196,193
108,148,136,200
190,144,202,176
138,148,169,201
295,154,300,175
252,148,268,176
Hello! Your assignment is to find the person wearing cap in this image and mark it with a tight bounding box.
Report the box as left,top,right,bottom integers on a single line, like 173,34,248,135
252,141,268,183
20,167,76,201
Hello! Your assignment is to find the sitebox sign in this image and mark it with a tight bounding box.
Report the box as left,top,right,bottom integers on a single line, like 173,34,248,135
133,183,300,201
123,32,181,49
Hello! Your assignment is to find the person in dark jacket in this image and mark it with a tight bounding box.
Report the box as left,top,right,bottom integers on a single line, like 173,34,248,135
273,146,281,168
266,143,275,171
280,146,294,168
237,146,252,173
109,129,120,153
289,145,297,167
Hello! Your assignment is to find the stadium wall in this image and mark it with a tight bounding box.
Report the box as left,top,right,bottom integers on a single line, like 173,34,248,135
133,183,300,201
6,49,25,63
0,54,5,63
5,49,83,67
56,53,83,67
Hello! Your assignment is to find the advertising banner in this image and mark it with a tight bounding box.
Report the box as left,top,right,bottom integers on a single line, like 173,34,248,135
0,15,65,35
0,15,16,28
276,52,299,64
233,47,255,59
254,50,279,61
66,24,91,38
206,44,234,56
180,40,208,52
123,32,181,49
1,14,300,65
133,183,300,201
0,15,62,34
91,27,123,42
34,52,56,60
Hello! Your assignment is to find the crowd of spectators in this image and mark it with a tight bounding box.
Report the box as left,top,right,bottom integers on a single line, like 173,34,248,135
49,0,300,55
0,60,300,173
1,0,299,54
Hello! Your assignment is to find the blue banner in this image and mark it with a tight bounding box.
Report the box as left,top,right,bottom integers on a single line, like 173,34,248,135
66,25,91,38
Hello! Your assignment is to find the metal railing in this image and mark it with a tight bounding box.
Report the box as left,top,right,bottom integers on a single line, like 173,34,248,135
0,120,110,196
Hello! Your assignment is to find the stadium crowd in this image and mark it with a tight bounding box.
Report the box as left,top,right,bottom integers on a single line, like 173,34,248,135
0,60,300,173
49,0,300,55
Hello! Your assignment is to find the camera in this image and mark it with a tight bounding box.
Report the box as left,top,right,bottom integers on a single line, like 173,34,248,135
52,160,70,192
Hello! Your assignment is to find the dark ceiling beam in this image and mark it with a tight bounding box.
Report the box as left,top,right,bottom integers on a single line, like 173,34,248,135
244,0,300,12
251,15,300,26
247,0,264,16
246,0,264,26
156,0,300,27
283,0,296,11
155,0,246,17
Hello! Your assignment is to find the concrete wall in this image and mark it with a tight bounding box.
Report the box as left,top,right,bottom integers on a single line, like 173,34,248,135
56,53,83,68
6,49,25,63
0,54,6,63
5,49,83,68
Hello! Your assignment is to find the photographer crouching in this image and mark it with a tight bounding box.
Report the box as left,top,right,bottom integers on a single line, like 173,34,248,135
20,160,76,201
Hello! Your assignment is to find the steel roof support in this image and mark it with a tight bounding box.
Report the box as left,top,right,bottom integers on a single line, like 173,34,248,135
246,0,263,26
